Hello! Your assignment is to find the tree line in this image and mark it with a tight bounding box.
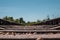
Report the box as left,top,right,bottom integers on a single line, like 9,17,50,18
2,16,50,26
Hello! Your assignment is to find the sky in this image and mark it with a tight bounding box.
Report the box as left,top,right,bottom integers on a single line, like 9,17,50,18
0,0,60,22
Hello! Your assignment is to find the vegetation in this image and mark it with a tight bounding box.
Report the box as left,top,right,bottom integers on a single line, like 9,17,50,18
2,16,50,26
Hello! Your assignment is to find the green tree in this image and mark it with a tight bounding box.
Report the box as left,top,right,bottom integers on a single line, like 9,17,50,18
37,20,41,23
26,21,31,26
26,21,37,26
3,16,14,22
8,17,14,21
3,16,8,20
47,15,50,21
19,17,25,24
15,19,19,23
